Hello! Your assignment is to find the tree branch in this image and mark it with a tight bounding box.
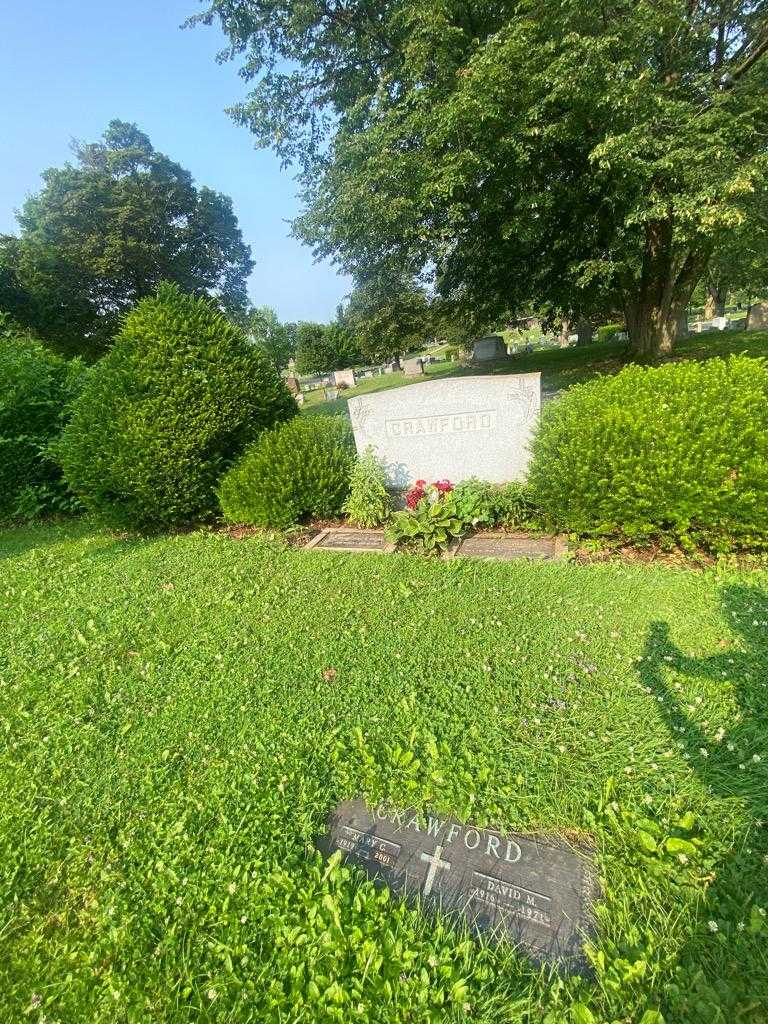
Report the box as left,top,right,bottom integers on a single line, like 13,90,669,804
725,25,768,85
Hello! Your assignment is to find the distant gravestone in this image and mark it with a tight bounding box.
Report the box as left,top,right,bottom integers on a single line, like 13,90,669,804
334,368,357,388
710,315,730,331
403,357,425,377
471,336,509,362
747,301,768,330
348,374,540,488
324,386,339,401
318,800,599,974
575,320,593,346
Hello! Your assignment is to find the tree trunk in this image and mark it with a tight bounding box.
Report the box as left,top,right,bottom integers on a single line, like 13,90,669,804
675,308,689,338
625,218,710,359
704,280,727,320
557,318,571,347
625,302,682,358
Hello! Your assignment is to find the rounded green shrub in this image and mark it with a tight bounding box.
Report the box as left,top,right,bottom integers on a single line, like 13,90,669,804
219,416,355,528
528,355,768,551
0,316,86,521
57,284,296,529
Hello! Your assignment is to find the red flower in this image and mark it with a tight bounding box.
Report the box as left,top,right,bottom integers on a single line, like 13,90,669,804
434,479,454,493
406,484,426,509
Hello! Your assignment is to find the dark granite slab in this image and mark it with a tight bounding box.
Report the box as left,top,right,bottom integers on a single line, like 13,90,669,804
317,800,599,974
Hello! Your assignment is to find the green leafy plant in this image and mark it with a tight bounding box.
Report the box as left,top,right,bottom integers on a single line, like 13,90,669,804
342,447,392,527
493,482,541,529
386,480,465,554
0,316,86,522
56,284,296,530
528,355,768,551
451,478,540,530
450,478,498,529
219,416,355,528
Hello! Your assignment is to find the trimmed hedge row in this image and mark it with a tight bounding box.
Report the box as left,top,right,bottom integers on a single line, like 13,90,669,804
528,355,768,551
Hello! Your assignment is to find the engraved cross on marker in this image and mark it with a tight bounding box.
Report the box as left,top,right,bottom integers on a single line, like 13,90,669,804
420,845,451,896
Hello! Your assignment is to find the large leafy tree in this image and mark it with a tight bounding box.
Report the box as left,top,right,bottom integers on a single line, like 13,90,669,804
700,214,768,317
294,321,359,374
248,305,296,369
0,121,253,359
194,0,768,358
338,274,433,365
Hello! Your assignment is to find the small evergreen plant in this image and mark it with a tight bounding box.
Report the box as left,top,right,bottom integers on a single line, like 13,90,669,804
342,447,392,527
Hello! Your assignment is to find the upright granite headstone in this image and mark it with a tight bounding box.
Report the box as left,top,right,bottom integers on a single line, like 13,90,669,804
318,800,599,974
334,368,357,388
348,374,540,488
747,301,768,330
471,336,509,362
403,357,425,377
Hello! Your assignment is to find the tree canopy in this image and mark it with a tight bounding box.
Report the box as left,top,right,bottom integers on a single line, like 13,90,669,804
0,121,253,359
294,321,359,375
248,306,297,369
338,274,434,364
196,0,768,357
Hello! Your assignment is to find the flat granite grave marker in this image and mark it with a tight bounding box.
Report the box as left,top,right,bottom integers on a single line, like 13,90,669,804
305,529,390,552
348,374,540,488
457,533,566,561
318,800,599,974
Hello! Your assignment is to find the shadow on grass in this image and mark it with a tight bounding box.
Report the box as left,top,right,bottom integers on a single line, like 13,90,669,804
0,518,150,565
640,585,768,1014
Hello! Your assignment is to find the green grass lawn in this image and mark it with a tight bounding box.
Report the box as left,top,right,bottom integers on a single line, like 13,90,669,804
303,330,768,419
1,522,766,1022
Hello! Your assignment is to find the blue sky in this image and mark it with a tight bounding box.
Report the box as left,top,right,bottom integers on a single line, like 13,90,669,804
0,0,351,322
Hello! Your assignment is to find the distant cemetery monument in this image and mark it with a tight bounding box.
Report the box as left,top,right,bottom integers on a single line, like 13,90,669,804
691,315,731,333
403,356,425,377
747,301,768,331
333,368,357,388
471,335,509,363
348,373,540,488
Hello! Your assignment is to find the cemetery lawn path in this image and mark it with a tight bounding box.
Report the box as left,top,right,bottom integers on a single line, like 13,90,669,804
1,522,766,1024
